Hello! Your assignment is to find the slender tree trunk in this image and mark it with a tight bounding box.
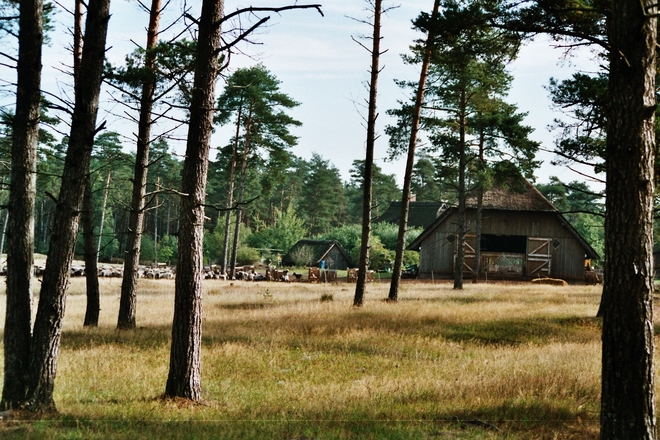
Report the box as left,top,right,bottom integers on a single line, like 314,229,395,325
96,169,111,259
0,208,8,256
453,89,467,290
165,0,224,401
118,0,161,329
76,0,101,327
1,0,42,409
388,0,439,302
82,181,100,326
353,0,382,307
220,106,241,275
600,1,656,437
230,105,252,279
166,203,170,236
472,131,485,284
25,0,110,411
472,189,483,283
154,177,159,263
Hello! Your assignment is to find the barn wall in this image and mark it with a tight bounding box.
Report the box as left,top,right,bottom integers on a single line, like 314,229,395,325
418,209,589,281
419,230,454,277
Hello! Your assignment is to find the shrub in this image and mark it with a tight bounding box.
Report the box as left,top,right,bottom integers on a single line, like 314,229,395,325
287,244,316,267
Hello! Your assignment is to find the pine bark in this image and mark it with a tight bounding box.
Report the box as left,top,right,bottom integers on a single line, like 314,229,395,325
25,0,111,411
600,0,656,438
118,0,162,329
74,0,101,328
220,107,240,275
230,105,251,279
453,89,467,290
353,0,381,307
165,0,223,400
1,0,42,409
388,0,439,302
82,181,100,326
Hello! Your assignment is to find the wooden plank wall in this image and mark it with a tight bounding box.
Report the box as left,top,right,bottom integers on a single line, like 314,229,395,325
417,209,588,281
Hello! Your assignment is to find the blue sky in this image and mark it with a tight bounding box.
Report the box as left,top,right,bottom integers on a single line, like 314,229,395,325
33,0,603,189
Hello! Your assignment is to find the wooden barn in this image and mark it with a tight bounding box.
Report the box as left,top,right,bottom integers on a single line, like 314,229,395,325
282,239,351,270
407,180,600,282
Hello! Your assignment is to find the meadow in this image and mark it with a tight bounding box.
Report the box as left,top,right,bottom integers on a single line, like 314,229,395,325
0,278,611,439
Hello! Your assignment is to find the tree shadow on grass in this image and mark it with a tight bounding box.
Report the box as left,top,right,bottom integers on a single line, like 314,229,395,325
14,401,598,440
50,294,603,351
58,326,171,350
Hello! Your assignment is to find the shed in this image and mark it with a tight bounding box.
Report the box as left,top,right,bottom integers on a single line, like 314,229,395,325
407,180,600,282
282,239,351,270
374,201,445,229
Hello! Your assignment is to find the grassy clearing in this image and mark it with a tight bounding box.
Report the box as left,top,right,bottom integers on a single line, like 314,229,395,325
0,279,610,438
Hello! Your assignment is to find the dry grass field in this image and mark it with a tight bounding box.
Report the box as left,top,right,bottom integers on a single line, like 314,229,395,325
0,277,619,439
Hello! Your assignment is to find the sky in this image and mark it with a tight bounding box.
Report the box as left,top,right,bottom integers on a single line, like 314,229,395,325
30,0,604,189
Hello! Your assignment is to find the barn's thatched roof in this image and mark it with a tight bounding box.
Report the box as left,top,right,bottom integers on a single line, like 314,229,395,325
282,239,351,267
466,179,557,212
374,201,445,229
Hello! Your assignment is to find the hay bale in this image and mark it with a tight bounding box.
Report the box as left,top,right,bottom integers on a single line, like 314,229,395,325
531,277,567,286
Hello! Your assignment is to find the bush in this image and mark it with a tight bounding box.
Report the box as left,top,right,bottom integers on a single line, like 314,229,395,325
157,235,178,265
236,246,261,266
247,206,308,252
287,244,316,267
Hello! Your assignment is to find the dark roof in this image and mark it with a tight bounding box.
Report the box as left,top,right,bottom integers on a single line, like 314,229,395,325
374,201,445,229
466,179,557,212
282,239,351,266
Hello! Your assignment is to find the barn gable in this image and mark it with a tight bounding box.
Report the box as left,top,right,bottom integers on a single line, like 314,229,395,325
282,239,351,270
407,180,600,282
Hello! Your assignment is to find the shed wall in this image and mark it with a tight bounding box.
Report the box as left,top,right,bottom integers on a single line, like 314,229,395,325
325,247,349,270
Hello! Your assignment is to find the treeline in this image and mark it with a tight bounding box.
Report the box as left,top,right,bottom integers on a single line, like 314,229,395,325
0,119,431,266
0,119,603,268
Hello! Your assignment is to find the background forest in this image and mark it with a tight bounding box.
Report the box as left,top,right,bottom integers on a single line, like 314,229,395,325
0,58,605,271
0,109,603,270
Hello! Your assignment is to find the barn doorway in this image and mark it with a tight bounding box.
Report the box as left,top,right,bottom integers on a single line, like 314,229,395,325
459,234,527,278
481,234,527,253
479,234,526,277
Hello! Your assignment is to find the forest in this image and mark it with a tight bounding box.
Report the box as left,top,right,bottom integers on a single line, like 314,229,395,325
1,0,657,438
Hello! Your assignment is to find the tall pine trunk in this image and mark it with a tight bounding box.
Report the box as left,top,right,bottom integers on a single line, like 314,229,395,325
230,105,252,279
82,181,100,326
165,0,223,400
220,106,241,275
118,0,162,329
72,0,101,328
1,0,43,409
353,0,381,307
472,131,485,284
388,0,439,302
453,89,467,290
600,0,656,437
25,0,110,411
